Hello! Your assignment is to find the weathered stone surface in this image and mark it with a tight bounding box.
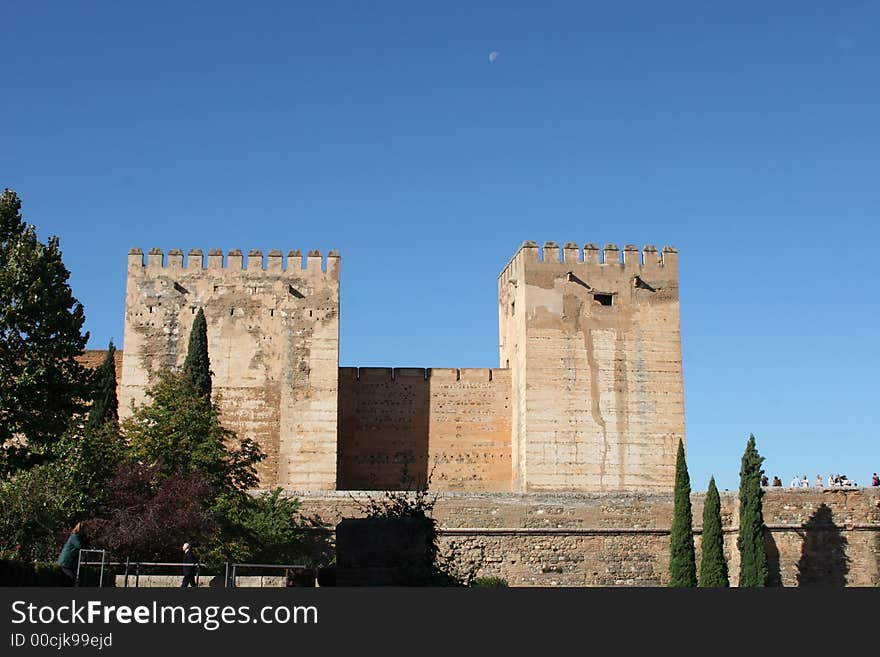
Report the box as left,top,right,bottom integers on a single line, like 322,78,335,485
119,248,339,489
498,242,683,492
337,368,511,491
291,488,880,587
116,241,681,493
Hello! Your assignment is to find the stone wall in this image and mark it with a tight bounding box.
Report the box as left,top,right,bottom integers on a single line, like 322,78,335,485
498,242,684,492
119,248,340,490
337,367,511,491
292,487,880,586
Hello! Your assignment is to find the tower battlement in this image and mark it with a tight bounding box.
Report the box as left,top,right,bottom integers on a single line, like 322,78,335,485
120,238,682,494
128,247,340,278
498,239,684,493
499,241,678,282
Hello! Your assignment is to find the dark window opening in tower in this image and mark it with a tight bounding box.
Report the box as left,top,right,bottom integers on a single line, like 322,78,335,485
593,293,613,306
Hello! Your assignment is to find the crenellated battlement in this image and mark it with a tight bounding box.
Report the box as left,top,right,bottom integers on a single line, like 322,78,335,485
128,247,340,276
498,240,677,280
338,367,508,383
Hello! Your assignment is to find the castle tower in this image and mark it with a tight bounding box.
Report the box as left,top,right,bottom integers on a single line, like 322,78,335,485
119,247,340,490
498,241,684,492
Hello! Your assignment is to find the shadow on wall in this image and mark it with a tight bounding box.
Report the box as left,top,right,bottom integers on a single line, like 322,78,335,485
796,504,849,587
337,371,430,490
764,528,783,587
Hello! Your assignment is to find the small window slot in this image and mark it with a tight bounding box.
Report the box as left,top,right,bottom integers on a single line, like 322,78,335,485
593,293,613,306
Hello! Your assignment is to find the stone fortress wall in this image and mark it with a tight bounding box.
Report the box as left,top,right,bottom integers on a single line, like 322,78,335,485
117,240,683,495
119,248,339,490
337,367,512,491
88,240,877,585
294,487,880,587
499,242,683,492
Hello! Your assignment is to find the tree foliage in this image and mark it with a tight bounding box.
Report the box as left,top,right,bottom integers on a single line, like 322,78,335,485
669,438,697,587
88,463,217,561
699,476,729,587
87,341,118,431
183,308,212,400
123,368,261,494
737,434,769,587
0,189,90,473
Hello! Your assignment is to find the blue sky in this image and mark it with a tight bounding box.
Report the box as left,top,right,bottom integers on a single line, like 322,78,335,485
2,1,878,491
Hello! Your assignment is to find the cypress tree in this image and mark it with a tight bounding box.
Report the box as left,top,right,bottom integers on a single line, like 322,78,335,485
669,438,697,587
737,434,769,587
183,308,212,399
699,476,729,587
87,341,119,430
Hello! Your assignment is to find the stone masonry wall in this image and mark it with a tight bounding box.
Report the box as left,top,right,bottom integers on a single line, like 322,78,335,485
292,488,880,586
337,367,511,491
498,242,683,493
119,248,340,490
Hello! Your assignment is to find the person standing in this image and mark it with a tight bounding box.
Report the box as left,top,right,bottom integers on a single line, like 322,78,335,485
815,475,823,488
180,543,198,588
57,522,85,583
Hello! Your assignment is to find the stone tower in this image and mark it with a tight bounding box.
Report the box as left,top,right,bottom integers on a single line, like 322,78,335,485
498,241,684,492
119,247,340,490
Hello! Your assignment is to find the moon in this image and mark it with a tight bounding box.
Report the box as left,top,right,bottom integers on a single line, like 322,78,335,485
488,50,499,63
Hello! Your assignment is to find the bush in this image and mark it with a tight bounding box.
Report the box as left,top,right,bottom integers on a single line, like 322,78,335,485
472,576,508,587
0,560,69,586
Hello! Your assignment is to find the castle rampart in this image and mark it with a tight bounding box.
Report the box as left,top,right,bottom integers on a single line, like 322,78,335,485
337,367,511,491
119,240,683,494
292,487,880,587
499,241,683,493
120,247,340,490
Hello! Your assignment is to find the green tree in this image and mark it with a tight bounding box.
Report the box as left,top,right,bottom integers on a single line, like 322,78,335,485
183,308,212,399
737,434,769,587
87,341,119,430
123,368,261,493
669,439,697,587
0,189,90,473
699,476,729,587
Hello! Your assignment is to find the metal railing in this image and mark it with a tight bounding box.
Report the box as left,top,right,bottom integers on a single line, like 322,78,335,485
75,551,307,588
227,563,306,588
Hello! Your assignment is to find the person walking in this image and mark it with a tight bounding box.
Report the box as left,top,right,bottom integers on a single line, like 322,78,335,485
180,543,198,588
57,522,86,584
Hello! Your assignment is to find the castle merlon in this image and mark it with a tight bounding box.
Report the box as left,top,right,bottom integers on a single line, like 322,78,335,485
497,240,679,278
127,247,341,276
339,367,508,382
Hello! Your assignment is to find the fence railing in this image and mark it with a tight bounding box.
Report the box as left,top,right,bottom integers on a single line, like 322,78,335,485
75,551,307,588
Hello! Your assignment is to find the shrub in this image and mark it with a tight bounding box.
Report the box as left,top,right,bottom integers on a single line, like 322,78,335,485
472,576,508,587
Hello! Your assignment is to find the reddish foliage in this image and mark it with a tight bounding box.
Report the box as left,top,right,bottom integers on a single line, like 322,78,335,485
88,463,217,561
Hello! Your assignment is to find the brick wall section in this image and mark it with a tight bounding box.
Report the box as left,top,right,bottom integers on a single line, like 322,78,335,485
337,367,512,491
292,487,880,586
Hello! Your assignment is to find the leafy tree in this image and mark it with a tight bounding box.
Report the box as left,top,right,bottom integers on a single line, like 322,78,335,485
183,308,211,399
737,434,769,587
699,476,729,587
88,463,217,561
0,463,80,561
0,189,90,473
669,438,697,587
216,489,332,566
123,368,261,494
0,421,127,562
87,341,118,430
